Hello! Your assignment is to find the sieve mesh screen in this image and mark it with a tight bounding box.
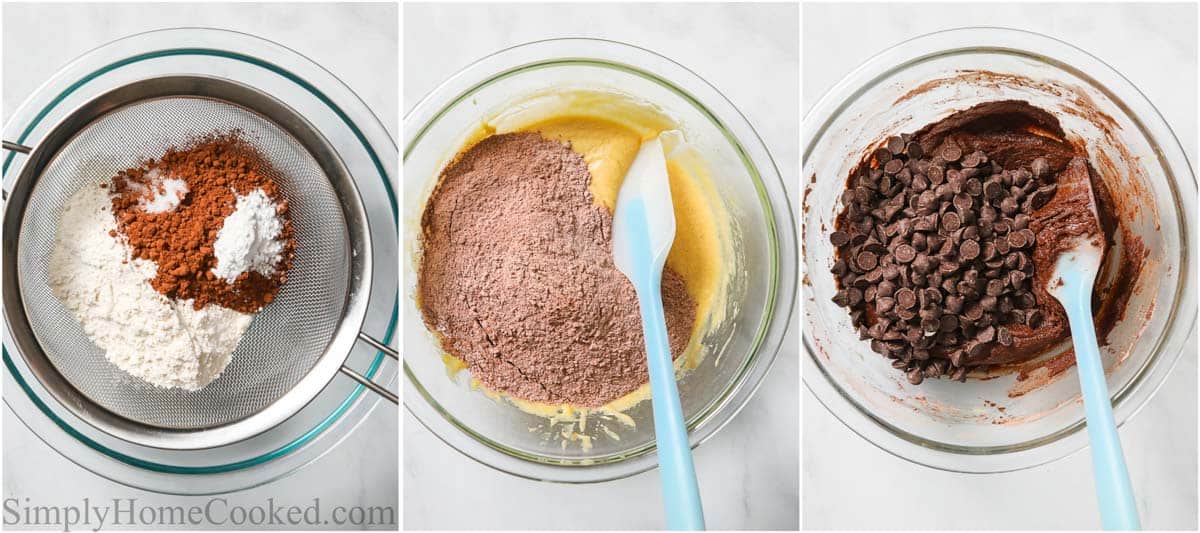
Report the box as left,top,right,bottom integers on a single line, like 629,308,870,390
16,97,350,429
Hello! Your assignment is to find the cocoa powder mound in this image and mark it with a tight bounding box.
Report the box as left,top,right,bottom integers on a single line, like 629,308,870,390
418,132,697,407
110,133,295,313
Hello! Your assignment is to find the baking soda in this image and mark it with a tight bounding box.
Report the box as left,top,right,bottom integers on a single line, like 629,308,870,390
137,168,189,214
211,188,287,283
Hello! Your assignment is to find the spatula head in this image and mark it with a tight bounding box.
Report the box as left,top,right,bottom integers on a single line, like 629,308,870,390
612,133,677,283
1046,158,1105,300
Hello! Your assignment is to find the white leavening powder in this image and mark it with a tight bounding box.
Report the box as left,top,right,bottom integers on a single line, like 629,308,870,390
135,168,189,214
211,188,286,283
48,184,252,390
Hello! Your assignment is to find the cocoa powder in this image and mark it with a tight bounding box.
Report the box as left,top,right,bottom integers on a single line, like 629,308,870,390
110,133,295,313
418,132,697,407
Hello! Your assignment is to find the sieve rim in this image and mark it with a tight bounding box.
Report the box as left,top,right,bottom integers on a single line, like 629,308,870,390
3,74,374,450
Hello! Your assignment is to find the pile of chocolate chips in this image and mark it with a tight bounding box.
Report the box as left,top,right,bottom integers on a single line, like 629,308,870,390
830,135,1058,385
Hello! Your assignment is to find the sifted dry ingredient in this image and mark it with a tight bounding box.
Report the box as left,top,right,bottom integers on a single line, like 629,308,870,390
418,132,696,407
110,133,295,313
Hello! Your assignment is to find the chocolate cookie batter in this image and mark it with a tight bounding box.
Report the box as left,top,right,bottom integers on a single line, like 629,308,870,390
833,100,1142,381
419,132,696,407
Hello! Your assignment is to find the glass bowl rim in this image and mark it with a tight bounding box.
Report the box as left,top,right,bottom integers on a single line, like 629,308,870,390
802,26,1197,473
403,37,798,483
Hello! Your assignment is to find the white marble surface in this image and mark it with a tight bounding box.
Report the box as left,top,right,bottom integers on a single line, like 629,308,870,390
2,3,398,529
403,3,799,530
803,3,1197,530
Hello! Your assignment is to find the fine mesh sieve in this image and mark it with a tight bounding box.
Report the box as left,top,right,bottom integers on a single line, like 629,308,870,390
2,75,396,450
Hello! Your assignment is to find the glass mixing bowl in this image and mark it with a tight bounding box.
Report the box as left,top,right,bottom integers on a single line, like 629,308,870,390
803,27,1196,472
404,39,796,482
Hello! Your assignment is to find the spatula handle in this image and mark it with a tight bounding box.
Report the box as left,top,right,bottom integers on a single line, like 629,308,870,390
1060,268,1140,530
636,277,705,531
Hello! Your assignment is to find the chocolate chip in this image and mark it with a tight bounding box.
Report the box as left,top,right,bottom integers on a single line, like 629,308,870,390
921,317,940,334
976,325,996,343
1006,230,1029,249
830,231,850,247
964,178,983,196
1031,183,1057,209
964,305,983,321
945,295,964,313
846,287,862,306
1008,270,1026,287
939,315,959,332
887,136,906,155
876,296,895,314
894,244,917,263
983,179,1004,199
857,251,879,270
941,211,962,231
927,165,944,184
953,192,973,212
832,290,850,307
999,196,1018,215
917,191,938,213
864,267,883,283
981,241,998,261
912,174,930,193
905,142,924,159
1012,213,1031,230
907,368,924,385
997,327,1014,346
832,259,848,276
1027,309,1044,328
986,279,1005,296
960,239,981,261
896,288,917,309
960,224,979,241
912,254,935,274
1030,157,1050,178
1019,229,1036,247
874,147,893,164
884,159,905,175
961,151,986,168
968,341,990,360
939,258,960,275
939,145,962,162
877,280,897,298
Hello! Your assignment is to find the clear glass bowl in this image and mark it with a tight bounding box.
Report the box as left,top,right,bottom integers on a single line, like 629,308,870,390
803,28,1196,472
2,28,398,494
404,38,797,482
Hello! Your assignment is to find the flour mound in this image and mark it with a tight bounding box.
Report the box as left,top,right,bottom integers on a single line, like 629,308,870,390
48,184,252,390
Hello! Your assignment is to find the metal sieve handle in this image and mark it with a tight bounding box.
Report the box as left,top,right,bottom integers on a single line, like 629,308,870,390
3,140,31,154
338,332,398,403
2,141,31,202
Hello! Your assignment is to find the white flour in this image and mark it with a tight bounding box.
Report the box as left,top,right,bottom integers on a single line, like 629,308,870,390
48,184,252,390
211,187,286,283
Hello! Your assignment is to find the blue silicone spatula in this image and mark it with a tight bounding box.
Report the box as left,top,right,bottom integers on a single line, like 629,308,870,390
1046,171,1140,531
612,131,705,531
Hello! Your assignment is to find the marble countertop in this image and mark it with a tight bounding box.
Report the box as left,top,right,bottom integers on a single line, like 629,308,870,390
403,3,800,530
2,3,398,529
802,3,1197,529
